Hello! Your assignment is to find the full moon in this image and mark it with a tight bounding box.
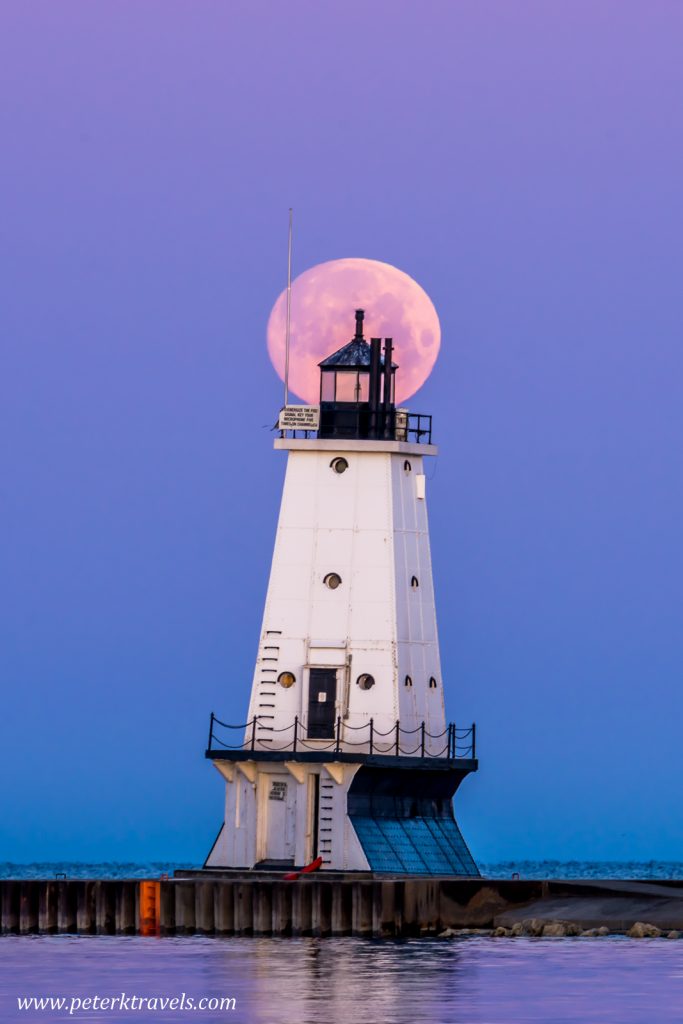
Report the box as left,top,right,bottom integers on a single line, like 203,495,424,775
266,258,441,405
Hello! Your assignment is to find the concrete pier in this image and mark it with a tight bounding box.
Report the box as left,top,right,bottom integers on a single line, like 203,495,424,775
2,877,683,937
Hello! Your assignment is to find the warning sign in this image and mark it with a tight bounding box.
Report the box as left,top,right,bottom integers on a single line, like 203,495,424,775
269,780,287,801
278,405,320,430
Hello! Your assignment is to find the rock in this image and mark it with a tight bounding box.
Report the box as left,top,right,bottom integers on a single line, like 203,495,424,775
438,928,457,938
494,926,511,937
461,886,510,927
667,931,680,940
628,922,662,938
522,918,547,936
508,918,585,938
581,928,599,937
542,922,567,937
596,926,611,936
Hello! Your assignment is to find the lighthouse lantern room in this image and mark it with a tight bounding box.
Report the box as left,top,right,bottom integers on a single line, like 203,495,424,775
205,310,478,875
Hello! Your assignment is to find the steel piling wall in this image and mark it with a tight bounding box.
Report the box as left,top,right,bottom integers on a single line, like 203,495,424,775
0,877,547,937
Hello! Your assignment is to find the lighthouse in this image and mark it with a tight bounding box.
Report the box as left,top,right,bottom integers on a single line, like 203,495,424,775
205,310,478,875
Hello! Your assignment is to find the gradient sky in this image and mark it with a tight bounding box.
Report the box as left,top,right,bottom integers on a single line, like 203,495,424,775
1,2,682,865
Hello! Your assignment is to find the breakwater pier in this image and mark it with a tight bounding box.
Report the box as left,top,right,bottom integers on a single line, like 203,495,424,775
2,875,683,937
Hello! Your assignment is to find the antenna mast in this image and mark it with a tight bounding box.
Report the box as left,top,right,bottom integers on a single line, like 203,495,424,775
284,208,293,407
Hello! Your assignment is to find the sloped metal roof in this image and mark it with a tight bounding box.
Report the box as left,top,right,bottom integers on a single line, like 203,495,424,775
319,339,373,368
319,339,397,369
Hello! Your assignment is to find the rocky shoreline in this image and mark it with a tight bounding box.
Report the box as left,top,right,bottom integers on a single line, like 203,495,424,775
440,921,681,938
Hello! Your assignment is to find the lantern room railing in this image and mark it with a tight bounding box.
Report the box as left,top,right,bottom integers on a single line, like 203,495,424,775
207,713,476,760
280,410,433,445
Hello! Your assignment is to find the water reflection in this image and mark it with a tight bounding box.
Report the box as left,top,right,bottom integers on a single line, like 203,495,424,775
217,938,471,1024
0,935,681,1023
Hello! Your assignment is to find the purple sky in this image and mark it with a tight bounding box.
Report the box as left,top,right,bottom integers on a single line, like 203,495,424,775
1,2,682,863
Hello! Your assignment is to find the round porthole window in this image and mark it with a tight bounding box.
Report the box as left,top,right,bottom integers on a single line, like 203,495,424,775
429,676,438,689
323,572,342,590
330,457,349,474
278,671,296,689
411,576,419,589
404,460,412,473
404,675,413,688
357,673,375,690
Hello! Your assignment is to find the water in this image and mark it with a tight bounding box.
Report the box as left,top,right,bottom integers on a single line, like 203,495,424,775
481,860,683,880
3,864,682,1021
0,863,199,880
4,860,683,879
1,934,682,1023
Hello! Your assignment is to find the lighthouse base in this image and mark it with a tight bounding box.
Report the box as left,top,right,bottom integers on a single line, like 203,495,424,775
204,751,478,877
346,762,478,876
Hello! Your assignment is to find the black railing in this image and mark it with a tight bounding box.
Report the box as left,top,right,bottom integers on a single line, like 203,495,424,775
280,410,433,445
403,413,432,445
207,713,476,760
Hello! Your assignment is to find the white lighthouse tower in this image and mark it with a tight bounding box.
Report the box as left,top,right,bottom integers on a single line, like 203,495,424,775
205,310,478,875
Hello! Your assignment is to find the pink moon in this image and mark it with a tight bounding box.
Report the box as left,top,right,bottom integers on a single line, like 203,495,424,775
266,258,441,405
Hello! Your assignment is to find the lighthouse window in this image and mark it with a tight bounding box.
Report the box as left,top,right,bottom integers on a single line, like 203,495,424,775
411,576,419,589
404,460,412,473
323,572,342,590
278,671,296,689
404,675,413,687
330,457,349,474
357,674,375,690
429,677,438,689
336,372,359,402
321,373,336,402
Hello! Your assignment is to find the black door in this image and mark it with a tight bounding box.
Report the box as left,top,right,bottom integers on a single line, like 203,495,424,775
307,668,337,738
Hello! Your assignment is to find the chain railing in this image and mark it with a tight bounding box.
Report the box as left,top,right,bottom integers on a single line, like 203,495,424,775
207,713,476,760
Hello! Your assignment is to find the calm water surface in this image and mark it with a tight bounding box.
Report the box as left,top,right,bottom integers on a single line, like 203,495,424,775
1,935,681,1023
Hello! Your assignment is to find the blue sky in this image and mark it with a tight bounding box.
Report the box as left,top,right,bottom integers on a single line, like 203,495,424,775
1,1,682,863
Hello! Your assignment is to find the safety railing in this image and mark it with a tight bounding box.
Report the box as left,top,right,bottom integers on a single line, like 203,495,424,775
402,412,433,445
207,714,476,760
279,410,433,445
